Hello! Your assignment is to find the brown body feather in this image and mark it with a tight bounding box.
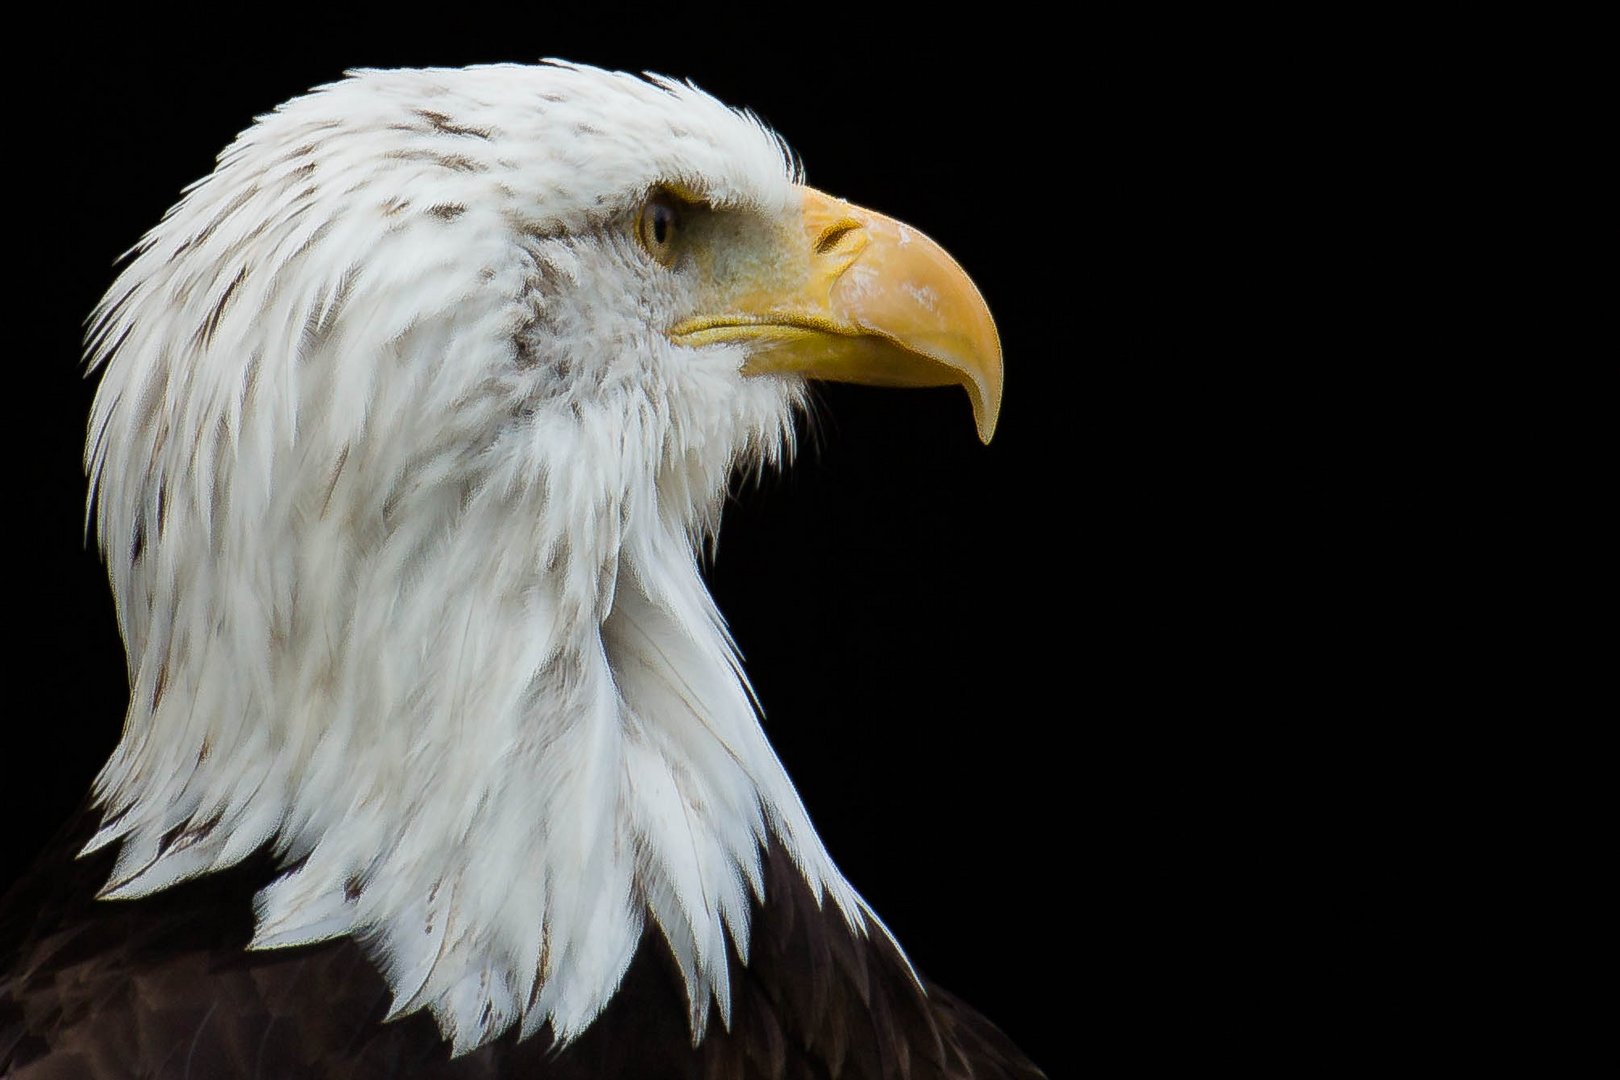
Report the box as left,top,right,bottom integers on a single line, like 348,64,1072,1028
3,812,1043,1079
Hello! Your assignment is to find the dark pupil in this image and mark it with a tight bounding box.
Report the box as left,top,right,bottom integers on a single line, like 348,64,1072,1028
652,204,671,245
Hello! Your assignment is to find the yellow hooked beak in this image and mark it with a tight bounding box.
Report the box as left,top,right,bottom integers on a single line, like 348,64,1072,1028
670,186,1003,443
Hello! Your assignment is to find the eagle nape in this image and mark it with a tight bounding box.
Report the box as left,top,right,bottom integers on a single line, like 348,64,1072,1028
2,62,1040,1079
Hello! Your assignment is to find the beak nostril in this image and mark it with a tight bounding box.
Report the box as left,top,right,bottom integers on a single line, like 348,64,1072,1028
814,219,863,255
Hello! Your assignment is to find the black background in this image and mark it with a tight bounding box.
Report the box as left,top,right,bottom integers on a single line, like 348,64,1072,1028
3,7,1368,1074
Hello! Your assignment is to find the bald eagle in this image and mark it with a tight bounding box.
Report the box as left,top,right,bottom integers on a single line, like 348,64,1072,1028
1,63,1038,1078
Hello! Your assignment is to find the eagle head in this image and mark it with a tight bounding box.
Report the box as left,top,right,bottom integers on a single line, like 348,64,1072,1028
79,62,1000,1054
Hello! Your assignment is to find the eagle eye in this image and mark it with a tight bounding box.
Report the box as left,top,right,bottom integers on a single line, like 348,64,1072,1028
636,189,684,268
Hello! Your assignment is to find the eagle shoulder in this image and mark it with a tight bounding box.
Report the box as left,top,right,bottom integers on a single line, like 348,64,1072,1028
4,813,1042,1078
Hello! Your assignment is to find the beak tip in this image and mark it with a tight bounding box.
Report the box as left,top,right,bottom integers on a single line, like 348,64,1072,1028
970,389,1001,444
969,362,1002,445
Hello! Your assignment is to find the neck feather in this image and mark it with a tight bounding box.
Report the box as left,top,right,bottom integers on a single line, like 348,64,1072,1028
85,402,873,1055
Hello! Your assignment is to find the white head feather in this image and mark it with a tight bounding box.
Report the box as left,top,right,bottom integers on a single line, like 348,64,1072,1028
81,62,876,1054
